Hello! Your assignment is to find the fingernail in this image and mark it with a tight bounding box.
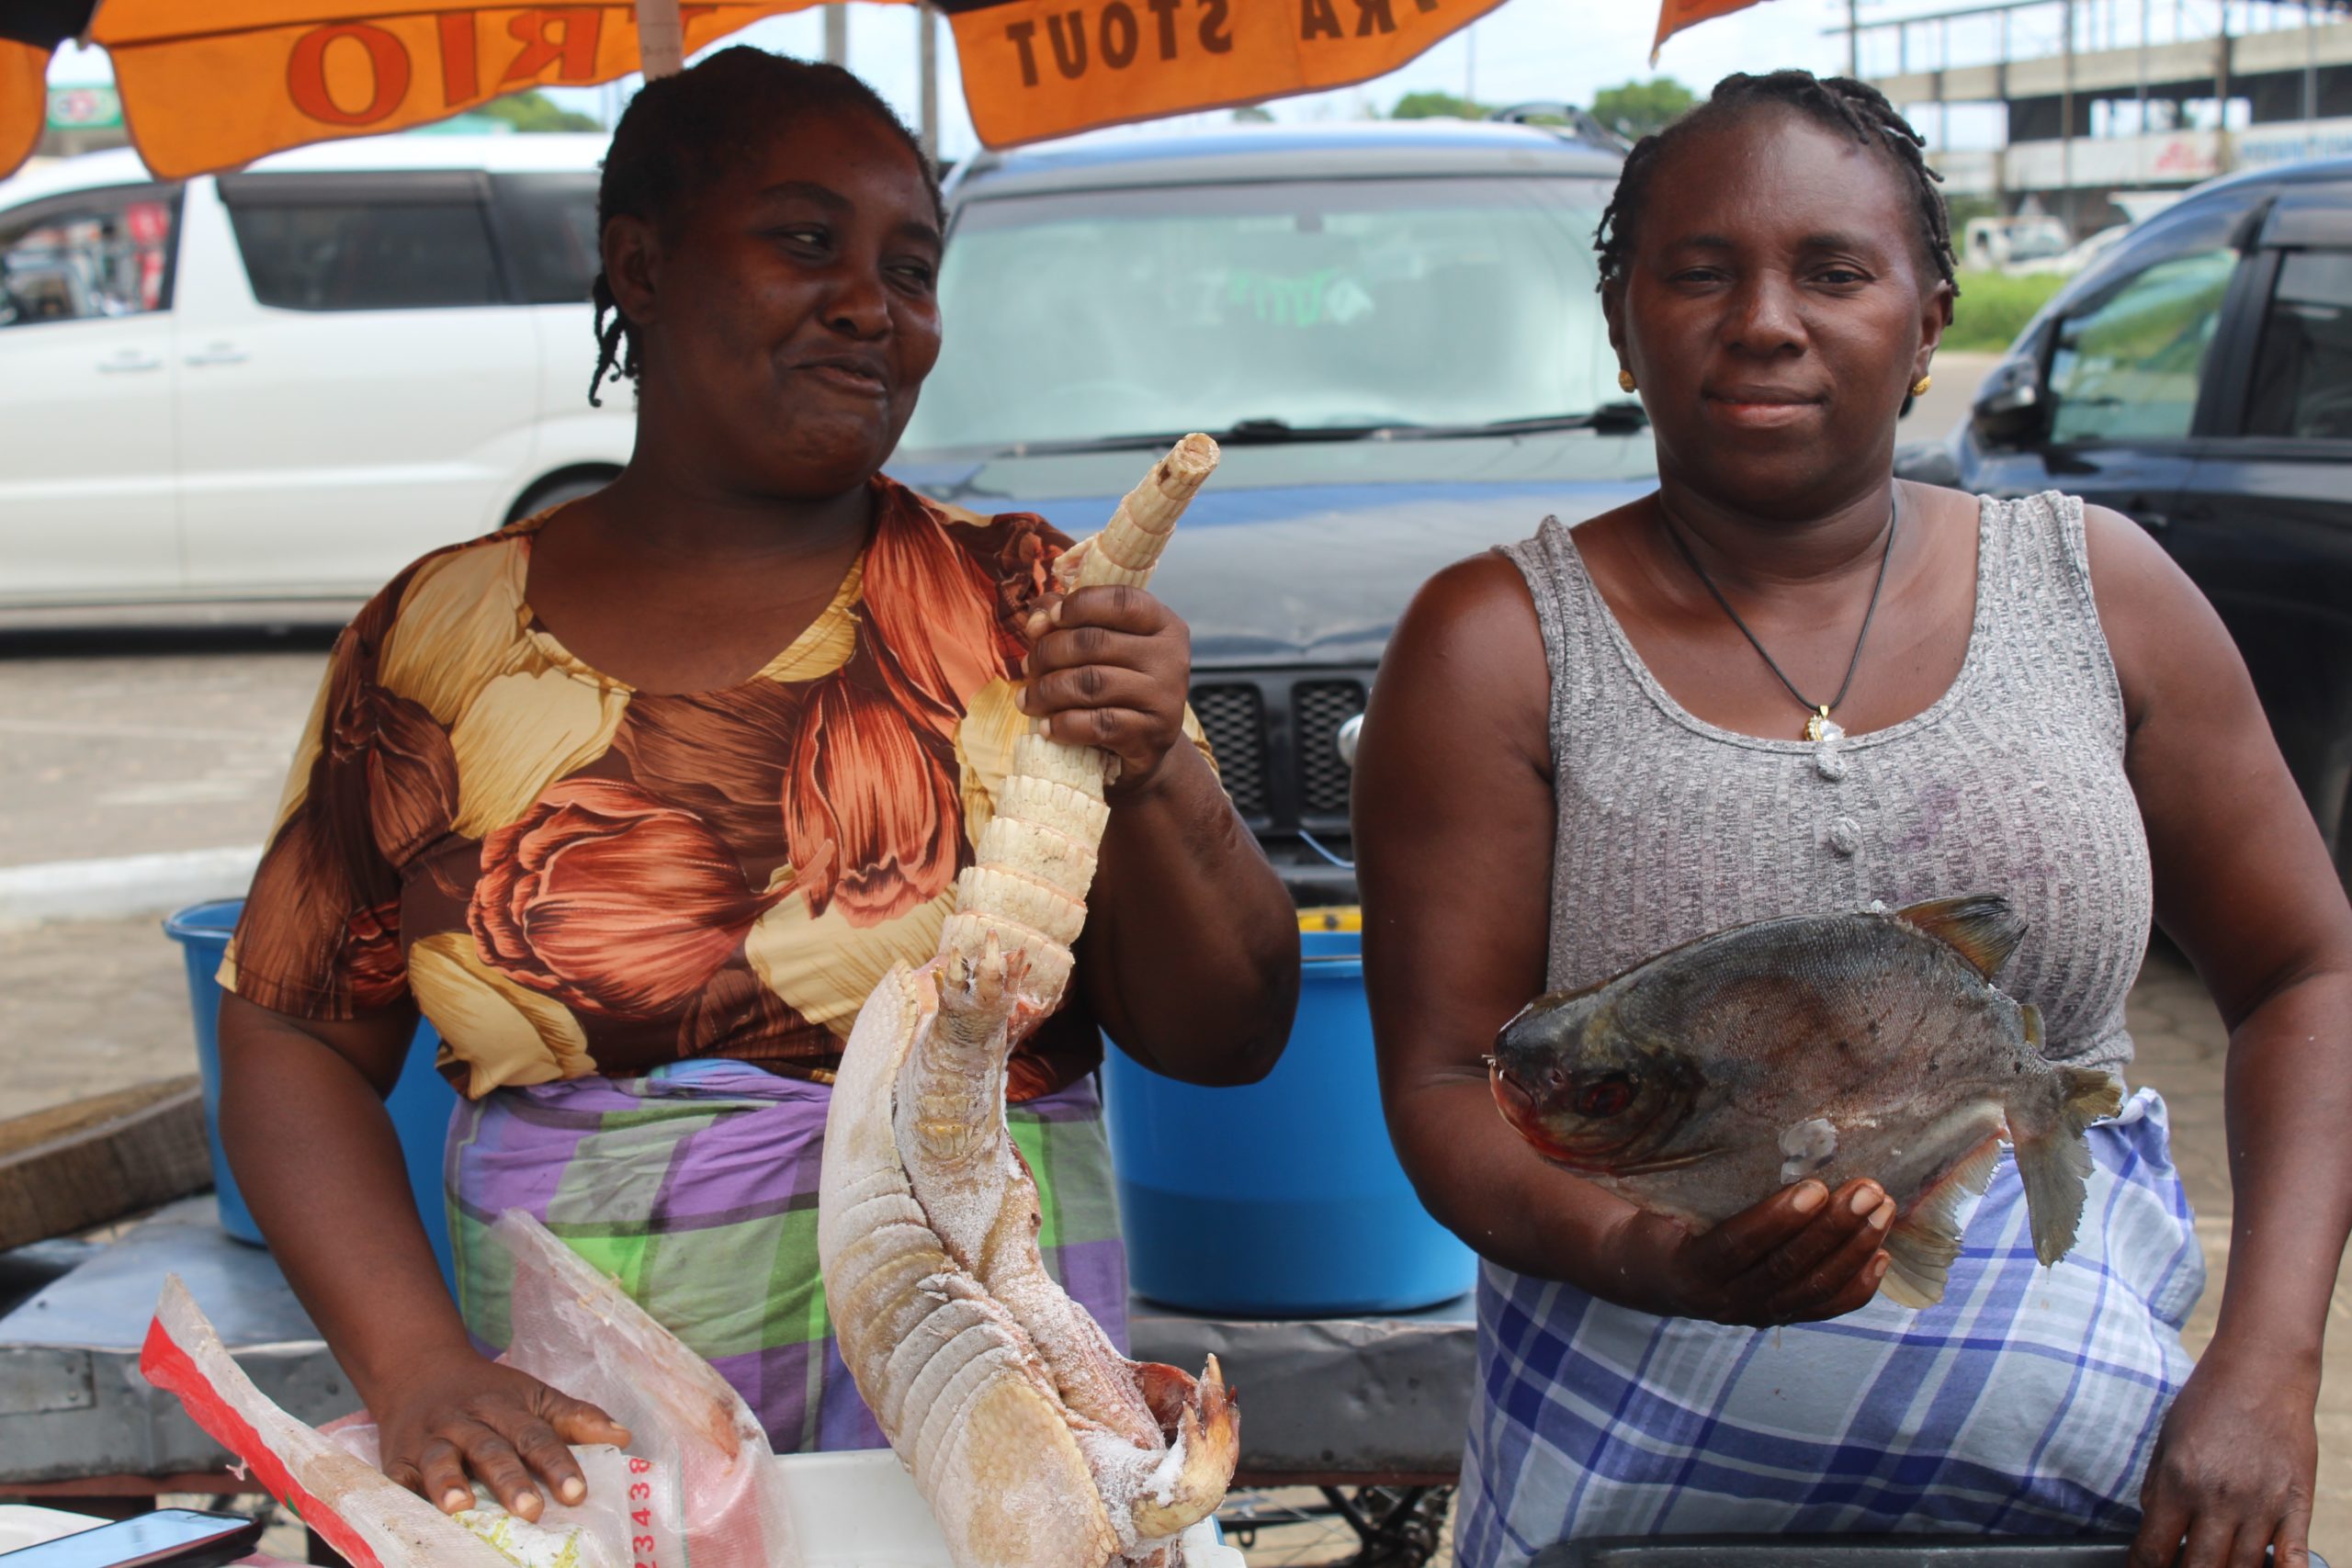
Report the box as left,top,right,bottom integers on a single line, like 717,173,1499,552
516,1492,540,1515
1048,601,1064,626
560,1477,585,1504
1032,718,1052,737
1849,1186,1882,1216
1870,1254,1890,1281
443,1488,470,1512
1871,1199,1895,1231
1791,1182,1826,1213
1024,612,1047,637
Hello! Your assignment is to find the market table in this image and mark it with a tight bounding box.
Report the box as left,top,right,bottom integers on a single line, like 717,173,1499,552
0,1198,1476,1497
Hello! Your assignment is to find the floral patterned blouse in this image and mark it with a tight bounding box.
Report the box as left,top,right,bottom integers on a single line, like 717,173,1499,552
223,476,1197,1102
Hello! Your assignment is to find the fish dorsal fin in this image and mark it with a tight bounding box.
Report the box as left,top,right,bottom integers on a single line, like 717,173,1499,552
1897,894,2027,980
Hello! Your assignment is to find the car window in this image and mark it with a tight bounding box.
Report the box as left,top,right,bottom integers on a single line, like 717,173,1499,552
900,175,1618,452
0,185,181,328
494,173,601,306
2245,249,2352,441
227,195,501,311
2046,247,2237,444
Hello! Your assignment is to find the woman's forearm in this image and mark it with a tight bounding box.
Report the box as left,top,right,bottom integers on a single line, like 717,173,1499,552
218,1006,475,1404
2208,970,2352,1372
1081,741,1300,1086
1394,1073,1649,1300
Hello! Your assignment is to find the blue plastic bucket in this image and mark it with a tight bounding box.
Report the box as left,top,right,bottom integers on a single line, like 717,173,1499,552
1103,928,1476,1315
163,898,457,1291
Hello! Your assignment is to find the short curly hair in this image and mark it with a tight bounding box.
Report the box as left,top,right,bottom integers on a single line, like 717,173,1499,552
587,47,942,407
1594,70,1956,300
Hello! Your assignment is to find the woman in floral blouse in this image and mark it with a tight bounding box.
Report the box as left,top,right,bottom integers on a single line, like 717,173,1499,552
215,49,1299,1522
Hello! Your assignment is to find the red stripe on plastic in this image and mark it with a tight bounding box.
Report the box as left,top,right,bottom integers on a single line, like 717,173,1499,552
140,1314,386,1568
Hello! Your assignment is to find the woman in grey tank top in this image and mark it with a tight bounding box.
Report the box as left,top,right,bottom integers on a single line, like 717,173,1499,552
1354,72,2352,1568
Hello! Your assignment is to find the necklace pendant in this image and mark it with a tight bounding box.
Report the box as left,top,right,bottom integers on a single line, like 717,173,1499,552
1805,709,1844,743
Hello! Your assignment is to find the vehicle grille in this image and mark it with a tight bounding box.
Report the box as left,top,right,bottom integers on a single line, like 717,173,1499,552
1188,672,1370,830
1295,679,1367,816
1189,683,1271,817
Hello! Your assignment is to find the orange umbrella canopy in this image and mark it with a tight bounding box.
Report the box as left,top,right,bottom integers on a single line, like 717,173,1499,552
0,0,1623,183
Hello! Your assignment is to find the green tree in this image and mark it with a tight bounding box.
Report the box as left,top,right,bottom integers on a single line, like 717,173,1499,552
1231,105,1276,123
1391,89,1488,120
1589,77,1694,139
478,90,603,133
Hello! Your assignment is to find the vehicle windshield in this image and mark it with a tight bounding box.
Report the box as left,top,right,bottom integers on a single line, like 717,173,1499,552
899,175,1619,455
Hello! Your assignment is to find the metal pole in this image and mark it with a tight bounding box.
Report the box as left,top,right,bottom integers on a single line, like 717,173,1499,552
2138,0,2150,138
2304,0,2319,122
637,0,684,77
2062,0,2077,236
1849,0,1860,77
1939,17,1951,148
823,4,848,64
2215,0,2232,171
918,3,939,159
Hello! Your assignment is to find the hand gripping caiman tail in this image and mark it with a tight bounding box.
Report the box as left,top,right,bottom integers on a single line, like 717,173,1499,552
819,435,1238,1568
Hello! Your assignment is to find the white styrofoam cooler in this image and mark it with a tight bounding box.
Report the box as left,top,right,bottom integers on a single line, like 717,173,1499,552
776,1450,1247,1567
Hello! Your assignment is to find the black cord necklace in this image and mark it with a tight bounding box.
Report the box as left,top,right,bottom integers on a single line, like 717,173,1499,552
1658,491,1900,742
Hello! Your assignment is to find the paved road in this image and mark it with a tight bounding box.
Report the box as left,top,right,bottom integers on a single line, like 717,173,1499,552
0,628,332,872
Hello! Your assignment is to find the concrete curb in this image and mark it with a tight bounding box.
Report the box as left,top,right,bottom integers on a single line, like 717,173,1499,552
0,847,261,927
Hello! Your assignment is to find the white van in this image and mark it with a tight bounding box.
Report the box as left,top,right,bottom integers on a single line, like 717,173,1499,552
0,132,629,619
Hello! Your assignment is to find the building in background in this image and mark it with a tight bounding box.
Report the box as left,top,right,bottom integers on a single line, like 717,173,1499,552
1860,0,2351,236
35,83,129,164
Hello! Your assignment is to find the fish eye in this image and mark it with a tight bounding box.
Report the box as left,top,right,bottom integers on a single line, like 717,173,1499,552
1575,1073,1637,1119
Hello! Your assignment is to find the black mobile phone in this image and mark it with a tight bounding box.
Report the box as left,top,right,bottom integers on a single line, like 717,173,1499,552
0,1510,265,1568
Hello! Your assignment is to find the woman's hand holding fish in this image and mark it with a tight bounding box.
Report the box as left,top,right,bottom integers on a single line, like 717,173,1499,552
1618,1178,1896,1327
2129,1345,2318,1568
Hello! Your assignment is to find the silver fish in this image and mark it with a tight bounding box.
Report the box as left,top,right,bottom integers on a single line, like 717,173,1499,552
1488,895,2122,1308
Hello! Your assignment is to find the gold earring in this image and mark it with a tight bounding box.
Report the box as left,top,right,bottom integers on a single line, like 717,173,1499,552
1618,368,1638,393
1911,373,1933,396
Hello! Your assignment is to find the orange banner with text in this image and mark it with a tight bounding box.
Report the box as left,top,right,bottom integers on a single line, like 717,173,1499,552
1650,0,1768,62
946,0,1510,149
2,39,46,179
93,2,881,179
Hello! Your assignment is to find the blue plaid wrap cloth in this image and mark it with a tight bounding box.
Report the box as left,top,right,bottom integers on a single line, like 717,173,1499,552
1456,1089,2205,1567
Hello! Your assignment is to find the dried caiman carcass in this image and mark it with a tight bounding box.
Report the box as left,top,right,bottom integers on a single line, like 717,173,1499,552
819,435,1238,1568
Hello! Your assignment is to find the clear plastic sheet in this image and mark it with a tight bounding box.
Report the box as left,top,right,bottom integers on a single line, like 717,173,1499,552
141,1210,800,1568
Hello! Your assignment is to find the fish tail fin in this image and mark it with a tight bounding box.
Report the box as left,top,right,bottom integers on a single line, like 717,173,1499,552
2013,1067,2123,1267
2021,1002,2045,1052
1880,1136,2003,1309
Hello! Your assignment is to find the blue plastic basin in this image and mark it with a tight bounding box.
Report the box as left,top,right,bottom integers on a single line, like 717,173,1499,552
163,897,457,1291
1103,928,1476,1316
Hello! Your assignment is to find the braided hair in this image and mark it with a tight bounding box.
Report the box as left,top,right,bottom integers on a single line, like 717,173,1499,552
587,47,942,407
1594,71,1956,300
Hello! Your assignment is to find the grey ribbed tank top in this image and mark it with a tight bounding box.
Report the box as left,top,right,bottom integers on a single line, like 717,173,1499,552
1501,491,2150,1077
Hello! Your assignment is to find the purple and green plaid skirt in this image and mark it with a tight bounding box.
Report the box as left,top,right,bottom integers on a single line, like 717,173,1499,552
443,1058,1128,1454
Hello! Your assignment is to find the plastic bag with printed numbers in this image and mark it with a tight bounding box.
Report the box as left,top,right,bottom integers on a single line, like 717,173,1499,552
140,1210,800,1568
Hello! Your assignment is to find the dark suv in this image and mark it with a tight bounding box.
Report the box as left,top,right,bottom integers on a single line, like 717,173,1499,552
1898,159,2352,883
888,121,1644,903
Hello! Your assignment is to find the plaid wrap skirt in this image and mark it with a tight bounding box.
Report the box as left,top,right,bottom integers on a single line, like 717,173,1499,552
1458,1089,2205,1567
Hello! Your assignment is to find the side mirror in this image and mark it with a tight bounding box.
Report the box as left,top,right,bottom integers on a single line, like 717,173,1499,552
1970,355,2048,448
